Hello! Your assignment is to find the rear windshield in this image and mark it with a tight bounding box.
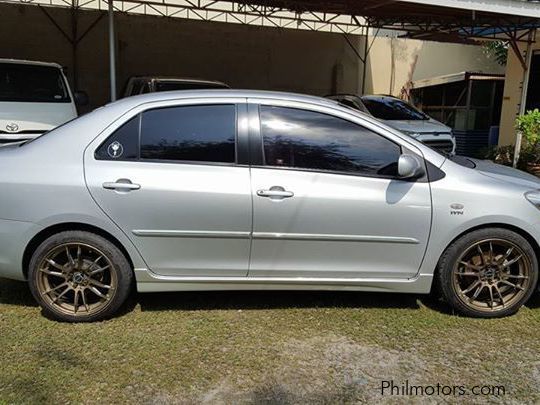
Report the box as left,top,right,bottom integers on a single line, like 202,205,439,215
0,63,70,103
361,97,429,121
155,81,228,92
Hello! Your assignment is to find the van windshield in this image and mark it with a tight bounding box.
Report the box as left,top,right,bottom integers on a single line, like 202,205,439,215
0,63,70,103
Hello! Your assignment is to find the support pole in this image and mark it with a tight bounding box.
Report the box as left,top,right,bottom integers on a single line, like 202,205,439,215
513,30,535,168
361,24,369,95
108,0,117,102
71,0,78,90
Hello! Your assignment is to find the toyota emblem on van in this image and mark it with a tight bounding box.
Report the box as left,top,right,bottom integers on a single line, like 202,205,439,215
5,123,19,132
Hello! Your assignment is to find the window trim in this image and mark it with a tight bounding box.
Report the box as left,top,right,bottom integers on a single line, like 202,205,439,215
254,103,404,180
94,102,248,167
94,113,141,161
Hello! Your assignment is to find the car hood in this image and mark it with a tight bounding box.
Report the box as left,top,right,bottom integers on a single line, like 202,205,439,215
383,119,452,134
469,158,540,189
0,101,77,132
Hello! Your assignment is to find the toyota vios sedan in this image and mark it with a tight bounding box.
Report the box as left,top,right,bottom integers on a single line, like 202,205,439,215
0,90,539,322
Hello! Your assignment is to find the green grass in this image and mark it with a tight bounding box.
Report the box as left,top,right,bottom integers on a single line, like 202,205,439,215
0,278,539,404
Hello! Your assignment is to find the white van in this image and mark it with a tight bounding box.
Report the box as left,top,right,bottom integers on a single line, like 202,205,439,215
327,94,456,155
0,59,86,144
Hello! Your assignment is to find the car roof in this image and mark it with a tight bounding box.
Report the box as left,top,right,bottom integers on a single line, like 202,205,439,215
113,89,340,109
0,58,63,69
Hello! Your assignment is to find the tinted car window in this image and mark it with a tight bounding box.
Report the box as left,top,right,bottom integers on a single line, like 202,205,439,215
140,104,236,163
95,115,140,160
361,97,429,121
155,81,229,92
260,106,400,176
0,63,70,103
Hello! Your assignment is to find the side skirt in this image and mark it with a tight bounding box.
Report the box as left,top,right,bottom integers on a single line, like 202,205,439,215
134,268,434,294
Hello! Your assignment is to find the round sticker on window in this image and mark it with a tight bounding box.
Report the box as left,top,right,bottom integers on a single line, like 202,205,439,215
107,141,124,158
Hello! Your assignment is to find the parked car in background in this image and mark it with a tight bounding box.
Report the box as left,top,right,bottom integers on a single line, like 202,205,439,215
123,76,230,97
0,59,86,144
326,94,371,114
327,94,456,155
0,90,539,322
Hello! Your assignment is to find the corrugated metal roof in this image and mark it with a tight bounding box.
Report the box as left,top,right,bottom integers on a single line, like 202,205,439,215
2,0,538,39
397,1,540,18
412,71,506,89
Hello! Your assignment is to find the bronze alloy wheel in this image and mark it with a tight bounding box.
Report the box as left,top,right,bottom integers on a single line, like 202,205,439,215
35,242,118,317
452,238,533,313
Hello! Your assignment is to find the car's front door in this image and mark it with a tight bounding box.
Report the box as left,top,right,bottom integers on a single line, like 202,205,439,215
85,101,252,277
248,102,432,279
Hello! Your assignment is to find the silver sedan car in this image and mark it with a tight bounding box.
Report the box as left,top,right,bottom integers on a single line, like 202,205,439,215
0,90,539,322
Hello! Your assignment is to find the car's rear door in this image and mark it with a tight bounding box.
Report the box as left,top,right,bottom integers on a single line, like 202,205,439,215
84,99,252,277
247,100,432,279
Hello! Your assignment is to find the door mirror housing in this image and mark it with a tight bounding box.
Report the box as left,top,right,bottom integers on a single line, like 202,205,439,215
398,154,425,179
74,91,89,107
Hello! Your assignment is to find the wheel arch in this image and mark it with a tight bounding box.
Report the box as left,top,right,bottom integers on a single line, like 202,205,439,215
435,222,540,288
22,222,135,279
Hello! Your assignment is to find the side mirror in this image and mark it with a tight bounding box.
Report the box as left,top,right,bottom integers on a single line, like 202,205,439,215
398,154,425,179
74,91,89,107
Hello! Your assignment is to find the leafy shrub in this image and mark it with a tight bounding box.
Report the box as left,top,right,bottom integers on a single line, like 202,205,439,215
484,110,540,175
516,109,540,146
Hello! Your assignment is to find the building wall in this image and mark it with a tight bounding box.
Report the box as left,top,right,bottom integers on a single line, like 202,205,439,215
363,37,505,96
0,3,364,110
499,32,539,146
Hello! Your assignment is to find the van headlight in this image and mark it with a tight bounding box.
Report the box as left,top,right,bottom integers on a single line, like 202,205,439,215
525,191,540,210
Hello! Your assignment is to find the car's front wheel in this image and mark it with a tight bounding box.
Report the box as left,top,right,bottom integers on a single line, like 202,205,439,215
28,231,133,322
437,228,538,318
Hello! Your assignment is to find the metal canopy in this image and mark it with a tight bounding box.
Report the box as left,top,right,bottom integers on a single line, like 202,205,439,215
2,0,539,37
235,0,540,42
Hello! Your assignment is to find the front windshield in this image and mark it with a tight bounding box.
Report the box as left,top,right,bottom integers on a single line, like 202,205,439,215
0,63,70,103
362,97,429,121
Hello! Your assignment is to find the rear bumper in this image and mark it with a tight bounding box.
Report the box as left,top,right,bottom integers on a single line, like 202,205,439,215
0,218,41,281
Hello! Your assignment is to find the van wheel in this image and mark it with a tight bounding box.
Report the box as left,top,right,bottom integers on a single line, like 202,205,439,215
28,231,133,322
436,228,538,318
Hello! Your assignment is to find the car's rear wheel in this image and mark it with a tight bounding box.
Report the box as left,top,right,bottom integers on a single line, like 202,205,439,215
437,228,538,318
28,231,133,322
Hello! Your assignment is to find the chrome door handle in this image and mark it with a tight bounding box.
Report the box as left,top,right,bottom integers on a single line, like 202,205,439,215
257,186,294,199
102,179,141,191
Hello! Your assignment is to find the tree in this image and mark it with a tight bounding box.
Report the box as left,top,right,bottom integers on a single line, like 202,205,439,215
483,41,508,66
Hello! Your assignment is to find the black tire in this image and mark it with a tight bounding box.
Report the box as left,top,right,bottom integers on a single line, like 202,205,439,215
28,231,133,322
436,227,538,318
